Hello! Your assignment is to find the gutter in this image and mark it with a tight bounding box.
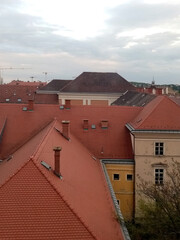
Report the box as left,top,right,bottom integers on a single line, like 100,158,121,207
100,159,131,240
126,123,180,134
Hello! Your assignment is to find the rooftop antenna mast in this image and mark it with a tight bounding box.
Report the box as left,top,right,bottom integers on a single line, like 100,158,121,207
42,72,48,82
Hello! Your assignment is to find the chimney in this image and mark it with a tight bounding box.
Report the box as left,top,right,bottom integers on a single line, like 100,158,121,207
62,120,70,140
53,146,62,178
83,119,89,130
100,120,109,129
65,99,71,109
28,99,34,111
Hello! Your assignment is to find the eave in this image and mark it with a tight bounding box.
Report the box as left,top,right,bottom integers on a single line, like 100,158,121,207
126,123,180,134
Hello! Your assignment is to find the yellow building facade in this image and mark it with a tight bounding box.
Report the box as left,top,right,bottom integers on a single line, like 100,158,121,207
104,160,134,220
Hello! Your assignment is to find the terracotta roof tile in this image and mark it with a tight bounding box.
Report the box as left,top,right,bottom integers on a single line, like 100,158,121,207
0,119,125,239
0,85,37,103
128,96,180,130
0,160,96,239
0,104,141,160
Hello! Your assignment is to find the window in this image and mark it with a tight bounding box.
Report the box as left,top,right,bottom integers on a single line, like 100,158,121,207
117,199,120,205
127,174,133,181
6,98,10,102
17,98,22,102
155,168,164,185
155,142,164,155
113,174,120,180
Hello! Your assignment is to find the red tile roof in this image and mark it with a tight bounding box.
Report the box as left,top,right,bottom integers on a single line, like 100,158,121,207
0,104,141,160
128,96,180,130
0,85,37,103
0,160,96,239
0,119,124,240
8,80,46,87
61,72,136,93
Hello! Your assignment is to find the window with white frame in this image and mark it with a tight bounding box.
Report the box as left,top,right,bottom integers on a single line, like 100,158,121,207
155,142,164,156
155,168,164,185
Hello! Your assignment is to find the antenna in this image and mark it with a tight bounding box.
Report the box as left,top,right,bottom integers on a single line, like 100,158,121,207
42,72,52,82
30,76,35,82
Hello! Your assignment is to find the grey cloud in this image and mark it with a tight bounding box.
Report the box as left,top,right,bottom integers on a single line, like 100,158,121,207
106,3,180,30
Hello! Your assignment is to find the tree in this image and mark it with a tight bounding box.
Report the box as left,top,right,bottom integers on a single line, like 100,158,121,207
126,160,180,240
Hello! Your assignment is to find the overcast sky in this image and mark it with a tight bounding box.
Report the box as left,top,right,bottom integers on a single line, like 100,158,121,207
0,0,180,84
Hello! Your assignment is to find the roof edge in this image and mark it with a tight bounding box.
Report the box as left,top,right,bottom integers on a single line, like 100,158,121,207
100,160,131,240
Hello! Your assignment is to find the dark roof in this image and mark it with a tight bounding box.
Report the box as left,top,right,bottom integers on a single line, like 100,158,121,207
39,79,72,91
112,91,156,107
60,72,136,93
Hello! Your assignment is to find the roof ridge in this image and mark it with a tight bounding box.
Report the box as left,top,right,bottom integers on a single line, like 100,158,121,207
32,159,97,240
59,78,75,91
133,95,165,128
0,157,32,189
30,119,57,160
3,119,54,159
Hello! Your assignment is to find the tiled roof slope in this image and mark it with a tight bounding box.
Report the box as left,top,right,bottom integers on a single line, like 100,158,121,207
60,72,136,93
112,90,156,107
8,80,46,87
39,79,72,91
169,96,180,106
0,85,37,103
0,119,124,240
128,96,180,130
0,104,141,159
0,160,96,240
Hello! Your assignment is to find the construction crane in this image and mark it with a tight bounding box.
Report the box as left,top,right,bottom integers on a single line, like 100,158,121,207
0,67,30,84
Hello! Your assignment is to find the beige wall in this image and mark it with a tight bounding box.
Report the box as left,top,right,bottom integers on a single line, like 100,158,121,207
132,132,180,211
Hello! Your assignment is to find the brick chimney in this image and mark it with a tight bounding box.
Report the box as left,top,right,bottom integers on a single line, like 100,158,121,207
100,120,109,129
65,99,71,109
83,119,89,130
62,120,70,140
28,99,34,111
53,146,62,178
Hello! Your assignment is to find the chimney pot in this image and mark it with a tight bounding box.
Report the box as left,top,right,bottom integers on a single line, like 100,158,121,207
53,146,62,177
65,99,71,109
28,99,34,111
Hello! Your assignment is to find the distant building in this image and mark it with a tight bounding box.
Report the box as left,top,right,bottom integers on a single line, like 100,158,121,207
38,72,136,106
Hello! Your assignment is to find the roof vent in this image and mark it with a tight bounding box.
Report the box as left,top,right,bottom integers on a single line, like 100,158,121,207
41,161,51,170
22,107,27,111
